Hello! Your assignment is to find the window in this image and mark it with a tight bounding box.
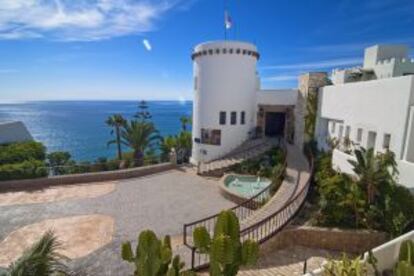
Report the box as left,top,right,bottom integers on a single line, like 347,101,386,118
383,134,391,150
345,126,351,138
208,49,213,55
241,111,245,125
215,48,220,54
338,125,344,138
223,48,227,54
357,128,363,143
231,111,237,125
194,76,198,90
201,129,221,145
219,111,226,125
331,121,336,133
236,49,241,54
367,131,377,149
229,48,233,54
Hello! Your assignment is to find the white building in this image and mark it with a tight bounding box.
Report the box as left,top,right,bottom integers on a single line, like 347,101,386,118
190,40,414,189
316,45,414,189
190,41,307,164
0,121,33,144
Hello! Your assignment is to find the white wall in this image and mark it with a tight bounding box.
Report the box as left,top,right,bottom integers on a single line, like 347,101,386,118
256,89,298,106
317,75,414,159
331,149,356,175
191,41,258,163
0,121,33,144
317,75,414,188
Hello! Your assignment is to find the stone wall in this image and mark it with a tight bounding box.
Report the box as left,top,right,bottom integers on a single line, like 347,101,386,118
295,73,328,148
261,225,388,255
0,163,177,192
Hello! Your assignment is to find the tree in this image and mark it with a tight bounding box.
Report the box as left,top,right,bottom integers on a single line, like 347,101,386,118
46,151,74,175
3,231,70,276
120,120,160,166
348,148,396,204
179,116,191,132
106,114,127,160
134,100,152,122
160,136,177,162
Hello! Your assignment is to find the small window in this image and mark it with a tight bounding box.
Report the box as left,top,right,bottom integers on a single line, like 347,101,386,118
231,111,237,125
338,125,344,138
223,48,227,54
367,131,377,149
242,49,247,55
215,48,220,54
201,128,221,145
345,126,351,138
194,76,198,90
357,128,363,143
229,48,233,54
383,134,391,150
331,121,336,133
208,49,213,55
236,48,241,54
241,111,245,125
219,111,226,125
202,50,207,55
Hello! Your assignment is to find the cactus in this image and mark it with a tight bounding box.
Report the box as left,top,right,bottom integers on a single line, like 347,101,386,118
193,210,259,276
121,230,192,276
394,240,414,276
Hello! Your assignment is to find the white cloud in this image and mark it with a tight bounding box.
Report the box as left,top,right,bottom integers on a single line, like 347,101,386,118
142,39,152,51
262,74,297,82
0,0,189,41
260,57,362,71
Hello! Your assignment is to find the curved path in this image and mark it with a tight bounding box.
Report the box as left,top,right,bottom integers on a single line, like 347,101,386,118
183,143,312,269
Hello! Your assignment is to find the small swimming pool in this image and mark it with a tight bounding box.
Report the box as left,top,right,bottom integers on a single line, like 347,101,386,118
224,175,271,198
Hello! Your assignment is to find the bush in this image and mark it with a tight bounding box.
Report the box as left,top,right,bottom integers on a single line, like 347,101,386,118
0,160,48,181
0,141,46,165
46,151,73,175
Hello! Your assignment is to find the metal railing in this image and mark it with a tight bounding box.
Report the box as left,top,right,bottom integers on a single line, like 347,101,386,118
183,144,314,270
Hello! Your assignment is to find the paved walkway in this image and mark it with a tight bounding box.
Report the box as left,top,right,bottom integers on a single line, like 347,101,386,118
0,167,234,275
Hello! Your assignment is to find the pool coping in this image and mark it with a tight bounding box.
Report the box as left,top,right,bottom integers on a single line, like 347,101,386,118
219,173,271,205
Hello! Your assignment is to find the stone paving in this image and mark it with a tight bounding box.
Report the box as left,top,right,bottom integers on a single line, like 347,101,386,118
0,167,234,275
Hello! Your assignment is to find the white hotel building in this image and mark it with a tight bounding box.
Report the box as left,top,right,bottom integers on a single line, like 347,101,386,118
190,41,414,190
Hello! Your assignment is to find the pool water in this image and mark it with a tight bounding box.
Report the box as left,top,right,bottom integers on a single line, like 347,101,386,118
224,175,271,198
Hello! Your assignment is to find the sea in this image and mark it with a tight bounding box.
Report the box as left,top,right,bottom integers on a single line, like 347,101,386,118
0,101,192,162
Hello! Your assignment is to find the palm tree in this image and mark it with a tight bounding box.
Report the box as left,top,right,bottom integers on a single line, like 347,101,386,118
4,230,69,276
160,135,177,162
179,115,191,131
348,147,397,204
120,120,160,166
106,114,126,160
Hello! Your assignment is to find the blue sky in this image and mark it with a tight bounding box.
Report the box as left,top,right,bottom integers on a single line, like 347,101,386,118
0,0,413,102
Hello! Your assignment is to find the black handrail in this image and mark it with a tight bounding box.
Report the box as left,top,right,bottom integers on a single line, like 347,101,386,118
183,145,314,270
183,140,287,247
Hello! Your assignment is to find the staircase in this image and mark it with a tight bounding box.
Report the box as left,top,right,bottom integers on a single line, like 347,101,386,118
198,138,279,176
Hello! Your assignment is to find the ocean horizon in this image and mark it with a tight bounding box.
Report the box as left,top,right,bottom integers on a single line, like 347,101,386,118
0,100,193,161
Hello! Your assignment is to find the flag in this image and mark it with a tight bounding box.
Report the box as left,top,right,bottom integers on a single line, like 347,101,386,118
225,11,232,29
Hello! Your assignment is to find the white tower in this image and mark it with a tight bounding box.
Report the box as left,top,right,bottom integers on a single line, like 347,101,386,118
190,41,260,164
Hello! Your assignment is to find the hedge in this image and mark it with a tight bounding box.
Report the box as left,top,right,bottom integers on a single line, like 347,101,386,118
0,159,48,181
0,141,46,165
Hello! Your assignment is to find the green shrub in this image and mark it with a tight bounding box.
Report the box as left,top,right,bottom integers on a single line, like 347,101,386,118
0,141,46,165
0,160,48,181
46,151,74,175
